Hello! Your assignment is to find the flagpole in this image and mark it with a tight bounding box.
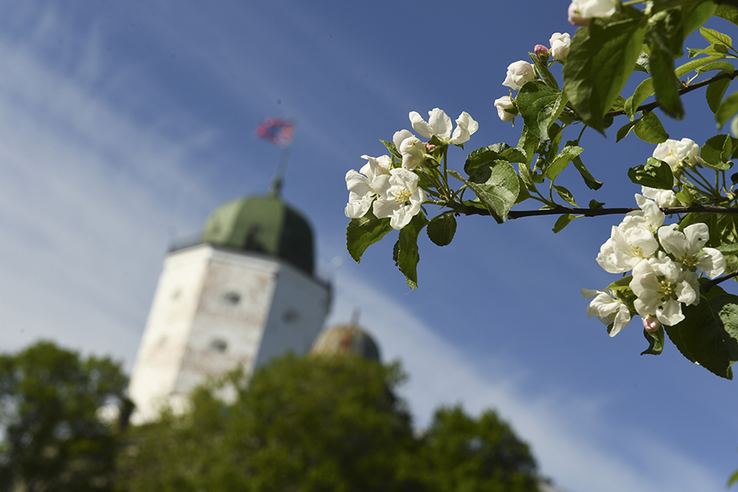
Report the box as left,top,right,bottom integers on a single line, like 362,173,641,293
271,143,292,197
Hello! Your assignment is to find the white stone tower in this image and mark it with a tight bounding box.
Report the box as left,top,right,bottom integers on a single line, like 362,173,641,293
128,187,331,422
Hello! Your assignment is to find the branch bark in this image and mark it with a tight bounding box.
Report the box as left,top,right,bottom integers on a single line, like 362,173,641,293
457,204,738,219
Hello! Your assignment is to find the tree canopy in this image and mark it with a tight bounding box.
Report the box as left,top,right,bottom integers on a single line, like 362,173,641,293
0,340,127,492
116,353,542,492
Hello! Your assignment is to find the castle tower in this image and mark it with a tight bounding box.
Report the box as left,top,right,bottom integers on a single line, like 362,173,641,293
128,188,331,421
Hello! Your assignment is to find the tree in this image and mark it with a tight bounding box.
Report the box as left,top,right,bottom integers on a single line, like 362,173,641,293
116,353,542,491
0,341,127,492
412,406,539,492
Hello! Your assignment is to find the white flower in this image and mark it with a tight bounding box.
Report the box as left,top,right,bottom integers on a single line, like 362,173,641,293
596,215,659,274
494,96,517,122
393,129,426,171
582,288,632,336
653,138,699,173
502,61,536,91
409,108,479,146
641,186,678,208
568,0,617,25
373,168,426,229
657,223,726,279
549,33,571,63
631,194,665,232
630,252,700,326
344,155,391,219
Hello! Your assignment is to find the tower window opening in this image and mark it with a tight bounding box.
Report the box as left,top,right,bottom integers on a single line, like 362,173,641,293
210,338,228,353
222,291,241,305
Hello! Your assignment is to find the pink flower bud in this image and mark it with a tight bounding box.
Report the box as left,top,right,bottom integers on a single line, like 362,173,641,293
425,143,436,152
534,44,549,60
642,316,661,332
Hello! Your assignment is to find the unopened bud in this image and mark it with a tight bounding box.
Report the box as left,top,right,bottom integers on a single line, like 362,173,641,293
534,44,550,61
643,316,661,332
425,143,436,152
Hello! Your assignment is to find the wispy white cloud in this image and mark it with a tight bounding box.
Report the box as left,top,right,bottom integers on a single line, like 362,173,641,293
326,264,725,492
0,6,221,363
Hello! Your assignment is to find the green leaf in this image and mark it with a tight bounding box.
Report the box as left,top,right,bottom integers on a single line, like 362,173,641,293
517,125,539,166
706,78,731,113
564,14,648,132
606,275,633,292
379,139,401,161
627,157,674,188
716,91,738,128
729,467,738,488
717,243,738,255
683,1,717,38
464,144,526,175
700,134,735,169
530,52,560,90
609,94,627,111
701,26,733,48
616,119,637,141
641,326,665,356
676,187,695,205
715,4,738,28
449,162,520,224
572,155,603,190
665,286,738,379
645,11,684,119
517,82,567,140
346,210,393,263
633,111,670,143
694,60,735,75
545,145,584,182
426,214,457,247
393,212,427,290
626,55,723,120
589,199,605,209
553,184,577,207
552,213,576,233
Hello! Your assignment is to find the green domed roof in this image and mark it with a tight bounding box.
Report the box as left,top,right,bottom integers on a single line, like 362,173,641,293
310,325,381,362
201,193,315,274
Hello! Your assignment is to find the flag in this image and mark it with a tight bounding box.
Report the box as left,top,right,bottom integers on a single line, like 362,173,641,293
255,117,294,146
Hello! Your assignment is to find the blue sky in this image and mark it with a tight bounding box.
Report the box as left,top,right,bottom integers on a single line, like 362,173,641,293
1,1,737,491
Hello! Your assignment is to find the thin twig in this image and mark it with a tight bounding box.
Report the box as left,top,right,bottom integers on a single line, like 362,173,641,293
606,69,738,118
702,270,738,292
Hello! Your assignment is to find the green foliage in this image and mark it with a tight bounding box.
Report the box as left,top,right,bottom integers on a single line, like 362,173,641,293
627,157,675,188
346,210,393,263
0,341,127,492
117,355,542,492
517,82,566,140
641,326,666,355
645,10,685,119
563,12,647,132
666,285,738,378
394,212,428,289
427,214,457,247
409,406,539,492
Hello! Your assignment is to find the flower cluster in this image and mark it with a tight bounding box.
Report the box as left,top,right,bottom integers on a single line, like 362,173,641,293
344,108,478,230
583,192,725,336
495,33,571,123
